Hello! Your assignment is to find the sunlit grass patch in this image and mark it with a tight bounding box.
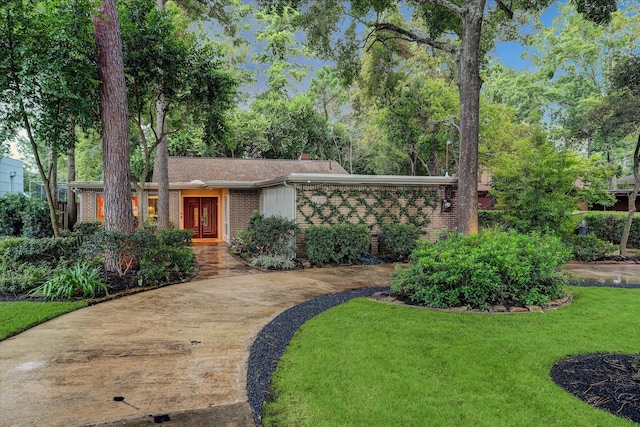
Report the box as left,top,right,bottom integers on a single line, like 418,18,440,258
263,286,639,427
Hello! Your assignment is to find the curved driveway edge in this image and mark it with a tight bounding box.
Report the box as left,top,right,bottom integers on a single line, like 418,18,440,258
0,264,396,427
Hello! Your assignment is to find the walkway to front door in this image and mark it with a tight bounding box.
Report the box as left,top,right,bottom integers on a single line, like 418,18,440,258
191,242,259,279
184,197,218,239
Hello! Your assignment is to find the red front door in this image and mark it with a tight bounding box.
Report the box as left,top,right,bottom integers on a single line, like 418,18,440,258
184,197,218,239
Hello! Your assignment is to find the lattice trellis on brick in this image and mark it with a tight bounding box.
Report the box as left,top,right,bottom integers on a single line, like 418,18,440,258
296,184,440,233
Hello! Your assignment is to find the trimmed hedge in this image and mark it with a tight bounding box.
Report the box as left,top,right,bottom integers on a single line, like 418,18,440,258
584,212,640,248
378,223,420,261
305,224,370,266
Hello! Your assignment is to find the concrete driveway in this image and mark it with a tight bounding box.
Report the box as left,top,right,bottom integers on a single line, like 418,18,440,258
0,264,396,427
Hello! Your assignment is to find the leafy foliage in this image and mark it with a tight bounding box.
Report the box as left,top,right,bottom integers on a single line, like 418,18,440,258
378,223,420,261
391,230,571,309
489,132,614,235
81,228,196,282
29,264,107,300
305,223,370,265
230,211,299,264
562,234,616,262
584,213,640,248
0,194,53,238
251,254,297,270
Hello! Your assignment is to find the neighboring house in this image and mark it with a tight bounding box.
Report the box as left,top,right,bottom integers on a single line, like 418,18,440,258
0,157,24,196
70,157,458,247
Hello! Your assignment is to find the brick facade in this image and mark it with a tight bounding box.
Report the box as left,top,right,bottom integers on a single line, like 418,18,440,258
228,189,260,239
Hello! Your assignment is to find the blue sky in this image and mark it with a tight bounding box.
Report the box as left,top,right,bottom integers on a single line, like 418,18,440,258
493,2,559,70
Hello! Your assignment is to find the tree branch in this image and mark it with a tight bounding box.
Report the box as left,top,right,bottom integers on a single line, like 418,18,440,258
494,0,514,19
412,0,464,17
372,22,458,56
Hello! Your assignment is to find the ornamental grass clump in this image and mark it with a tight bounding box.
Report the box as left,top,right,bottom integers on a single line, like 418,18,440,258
391,229,571,309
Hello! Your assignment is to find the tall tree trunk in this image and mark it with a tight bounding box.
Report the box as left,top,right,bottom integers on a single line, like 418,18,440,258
455,0,485,235
620,132,640,256
48,146,58,209
155,0,171,231
155,93,170,230
93,0,134,239
67,144,77,230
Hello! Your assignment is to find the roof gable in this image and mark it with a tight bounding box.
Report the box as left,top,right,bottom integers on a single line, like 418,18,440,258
155,157,348,183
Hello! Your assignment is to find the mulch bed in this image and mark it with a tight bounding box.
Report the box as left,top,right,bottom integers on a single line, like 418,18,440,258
551,353,640,423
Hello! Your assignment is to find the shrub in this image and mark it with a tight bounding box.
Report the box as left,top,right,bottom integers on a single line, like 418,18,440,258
230,211,299,263
29,264,107,300
0,264,51,294
0,237,78,268
378,223,420,261
333,224,370,264
137,246,195,285
159,229,193,248
80,229,138,275
0,194,52,238
478,210,510,230
83,228,196,282
305,226,336,266
306,224,370,265
391,230,570,309
252,255,297,270
21,200,54,238
583,212,640,248
563,234,616,261
73,221,103,236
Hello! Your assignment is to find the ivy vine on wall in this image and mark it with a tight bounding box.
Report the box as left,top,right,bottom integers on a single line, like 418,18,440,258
295,185,440,233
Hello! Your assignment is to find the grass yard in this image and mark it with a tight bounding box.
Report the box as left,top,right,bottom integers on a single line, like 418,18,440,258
0,301,86,341
263,286,639,427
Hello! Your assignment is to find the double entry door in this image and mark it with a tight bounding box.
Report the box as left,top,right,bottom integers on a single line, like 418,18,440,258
184,197,218,239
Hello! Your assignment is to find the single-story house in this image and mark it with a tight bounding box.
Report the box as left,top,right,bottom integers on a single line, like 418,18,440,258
70,157,458,249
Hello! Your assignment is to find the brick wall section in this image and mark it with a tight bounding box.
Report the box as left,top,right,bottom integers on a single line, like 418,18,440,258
295,184,457,254
169,190,180,227
79,190,98,222
229,189,260,239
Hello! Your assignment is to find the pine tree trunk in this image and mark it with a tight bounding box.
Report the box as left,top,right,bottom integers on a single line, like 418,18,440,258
455,0,485,235
620,132,640,256
93,0,134,239
156,93,170,231
67,144,77,230
155,0,171,231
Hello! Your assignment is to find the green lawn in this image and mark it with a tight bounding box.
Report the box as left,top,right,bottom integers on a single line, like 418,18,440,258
0,301,86,341
264,286,639,427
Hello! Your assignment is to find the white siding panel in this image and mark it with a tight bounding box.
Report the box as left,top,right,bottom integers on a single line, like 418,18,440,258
260,186,295,220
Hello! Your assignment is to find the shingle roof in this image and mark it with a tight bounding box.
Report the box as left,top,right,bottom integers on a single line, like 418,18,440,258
154,157,348,183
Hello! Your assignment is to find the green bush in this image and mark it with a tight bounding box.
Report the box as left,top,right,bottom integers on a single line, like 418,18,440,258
378,223,420,261
73,221,103,236
478,210,510,230
0,264,51,294
159,229,193,248
29,264,107,300
0,237,82,295
0,194,52,238
391,230,570,309
305,226,336,266
563,234,616,261
80,228,195,282
0,237,78,268
230,211,299,262
582,212,640,248
138,246,195,285
306,224,370,265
